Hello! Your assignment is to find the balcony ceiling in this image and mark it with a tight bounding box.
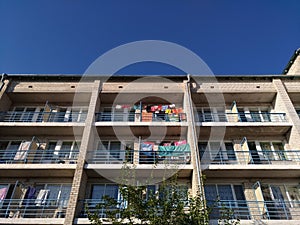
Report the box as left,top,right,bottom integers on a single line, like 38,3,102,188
0,124,84,136
197,124,291,138
7,92,91,104
96,125,188,137
288,93,300,104
192,93,276,105
85,165,193,179
0,165,76,178
99,93,184,105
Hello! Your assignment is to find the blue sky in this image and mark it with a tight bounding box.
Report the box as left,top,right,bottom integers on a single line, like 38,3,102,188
0,0,299,75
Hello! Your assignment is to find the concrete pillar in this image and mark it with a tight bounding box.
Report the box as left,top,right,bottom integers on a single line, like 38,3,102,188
64,80,101,225
183,80,203,196
0,79,12,111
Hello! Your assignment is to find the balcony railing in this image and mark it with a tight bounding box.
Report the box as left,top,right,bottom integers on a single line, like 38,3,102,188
95,112,186,122
79,199,121,218
0,111,87,123
197,112,287,123
80,199,300,220
201,150,300,165
0,149,79,164
0,199,68,218
209,200,300,220
87,150,191,165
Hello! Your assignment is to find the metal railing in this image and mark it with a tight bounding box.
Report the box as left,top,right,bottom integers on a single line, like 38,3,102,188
0,149,79,164
0,199,68,218
209,200,300,220
95,112,186,122
197,112,287,122
79,199,122,218
0,111,87,122
80,199,300,220
201,150,300,165
87,150,191,165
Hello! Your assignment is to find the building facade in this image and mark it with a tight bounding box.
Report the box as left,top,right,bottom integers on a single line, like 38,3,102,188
0,50,300,225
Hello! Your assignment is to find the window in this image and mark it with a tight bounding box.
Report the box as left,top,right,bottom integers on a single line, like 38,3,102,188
225,142,236,160
96,140,133,163
197,107,226,122
198,142,208,160
10,107,42,122
0,141,22,162
198,141,236,163
35,183,71,208
91,184,119,201
204,184,248,219
296,109,300,118
258,141,286,161
44,140,80,163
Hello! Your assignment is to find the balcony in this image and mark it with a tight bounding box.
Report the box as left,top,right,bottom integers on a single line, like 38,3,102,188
0,149,78,164
79,199,121,218
0,199,67,219
86,149,191,165
0,111,87,123
197,112,287,123
196,112,291,137
209,200,300,220
202,150,300,178
95,112,187,122
80,199,300,221
202,150,300,165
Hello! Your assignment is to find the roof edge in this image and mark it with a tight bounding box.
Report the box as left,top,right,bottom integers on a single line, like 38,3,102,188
283,48,300,74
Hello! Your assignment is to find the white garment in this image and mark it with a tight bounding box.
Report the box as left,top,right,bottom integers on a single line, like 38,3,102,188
14,141,31,160
35,189,50,206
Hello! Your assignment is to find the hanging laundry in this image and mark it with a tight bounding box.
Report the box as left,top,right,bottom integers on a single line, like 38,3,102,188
165,109,172,114
115,105,122,109
169,104,176,108
35,189,50,206
23,186,37,206
14,141,31,161
177,108,183,113
141,142,154,151
122,105,131,109
0,187,8,202
161,105,168,111
172,109,178,114
141,142,154,156
133,105,140,110
174,140,187,146
163,143,172,146
158,144,190,157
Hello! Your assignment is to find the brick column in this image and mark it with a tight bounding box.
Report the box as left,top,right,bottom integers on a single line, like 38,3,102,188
273,79,300,149
64,80,101,225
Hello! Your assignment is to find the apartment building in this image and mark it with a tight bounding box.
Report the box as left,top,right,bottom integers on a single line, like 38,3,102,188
0,49,299,225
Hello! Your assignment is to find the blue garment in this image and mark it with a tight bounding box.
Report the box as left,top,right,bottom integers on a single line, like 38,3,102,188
141,143,153,156
23,186,36,206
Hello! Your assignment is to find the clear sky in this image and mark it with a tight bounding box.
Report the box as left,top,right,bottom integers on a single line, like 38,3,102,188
0,0,299,75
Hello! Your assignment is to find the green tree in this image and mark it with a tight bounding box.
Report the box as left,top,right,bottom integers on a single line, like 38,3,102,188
86,165,240,225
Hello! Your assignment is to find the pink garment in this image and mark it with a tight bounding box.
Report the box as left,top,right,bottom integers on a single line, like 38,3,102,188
0,187,8,201
174,140,187,146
